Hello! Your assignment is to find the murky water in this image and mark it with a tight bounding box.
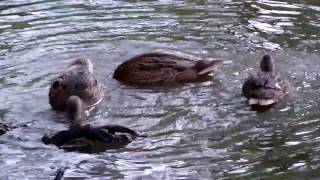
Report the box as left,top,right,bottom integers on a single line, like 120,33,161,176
0,0,320,179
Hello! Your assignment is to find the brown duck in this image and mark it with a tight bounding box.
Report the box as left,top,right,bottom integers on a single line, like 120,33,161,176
43,96,145,153
113,52,223,86
242,55,290,106
49,59,103,112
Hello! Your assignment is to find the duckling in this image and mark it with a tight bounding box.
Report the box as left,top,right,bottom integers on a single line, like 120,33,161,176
42,96,145,153
242,55,290,106
0,123,9,136
113,52,223,86
49,58,103,111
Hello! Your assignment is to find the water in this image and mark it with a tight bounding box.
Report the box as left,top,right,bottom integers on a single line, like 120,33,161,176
0,0,320,179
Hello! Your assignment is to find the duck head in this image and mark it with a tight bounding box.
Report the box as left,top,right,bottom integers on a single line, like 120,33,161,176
66,96,85,125
260,55,275,72
69,58,94,73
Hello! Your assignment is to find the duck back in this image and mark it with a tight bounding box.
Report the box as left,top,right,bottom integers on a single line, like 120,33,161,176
49,59,103,110
242,71,289,106
113,53,222,86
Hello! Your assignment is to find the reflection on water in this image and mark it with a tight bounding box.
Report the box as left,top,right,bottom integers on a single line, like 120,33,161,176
0,0,320,179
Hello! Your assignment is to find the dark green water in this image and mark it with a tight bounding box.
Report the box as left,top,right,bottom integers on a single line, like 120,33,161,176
0,0,320,179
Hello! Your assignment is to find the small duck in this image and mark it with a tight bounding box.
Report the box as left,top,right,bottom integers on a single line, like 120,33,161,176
0,123,9,136
113,52,223,86
42,96,145,153
49,58,103,111
242,55,290,106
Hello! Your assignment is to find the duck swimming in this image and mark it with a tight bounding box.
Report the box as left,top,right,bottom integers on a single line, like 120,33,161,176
242,55,290,106
113,52,223,86
42,96,145,153
42,124,145,153
49,58,103,112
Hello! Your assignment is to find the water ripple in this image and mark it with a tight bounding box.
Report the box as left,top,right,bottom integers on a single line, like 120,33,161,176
0,1,320,179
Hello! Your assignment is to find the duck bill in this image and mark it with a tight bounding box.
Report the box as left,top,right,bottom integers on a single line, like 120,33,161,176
248,98,275,106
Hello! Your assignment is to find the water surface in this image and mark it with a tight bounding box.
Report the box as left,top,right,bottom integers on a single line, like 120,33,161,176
0,0,320,179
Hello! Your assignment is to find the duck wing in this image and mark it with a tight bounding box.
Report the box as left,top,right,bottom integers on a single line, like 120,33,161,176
243,72,288,105
244,72,280,89
42,126,87,146
113,53,197,85
276,75,290,94
101,125,146,138
114,53,224,85
130,53,194,71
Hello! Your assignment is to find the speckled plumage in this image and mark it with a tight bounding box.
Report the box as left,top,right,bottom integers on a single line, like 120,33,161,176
242,55,290,106
49,59,103,111
42,124,145,153
113,52,222,86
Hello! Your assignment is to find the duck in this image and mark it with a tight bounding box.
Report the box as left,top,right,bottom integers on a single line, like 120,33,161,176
242,55,290,106
49,58,103,112
113,52,223,86
42,96,145,153
0,123,9,136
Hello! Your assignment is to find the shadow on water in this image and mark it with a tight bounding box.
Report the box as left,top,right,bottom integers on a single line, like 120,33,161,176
0,0,320,179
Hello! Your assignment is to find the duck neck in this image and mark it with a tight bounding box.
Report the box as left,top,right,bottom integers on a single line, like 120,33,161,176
66,96,85,126
260,56,275,73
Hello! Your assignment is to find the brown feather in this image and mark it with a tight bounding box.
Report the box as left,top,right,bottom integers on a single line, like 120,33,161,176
113,52,222,86
242,55,290,106
49,59,103,111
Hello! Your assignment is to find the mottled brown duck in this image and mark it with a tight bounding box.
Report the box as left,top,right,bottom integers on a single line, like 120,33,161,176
113,52,223,86
42,124,145,153
43,96,145,153
242,55,290,106
49,59,103,112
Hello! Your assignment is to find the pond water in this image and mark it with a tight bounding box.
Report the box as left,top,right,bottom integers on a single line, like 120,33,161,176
0,0,320,179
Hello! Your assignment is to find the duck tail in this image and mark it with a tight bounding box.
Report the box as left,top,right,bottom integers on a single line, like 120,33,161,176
197,60,223,75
